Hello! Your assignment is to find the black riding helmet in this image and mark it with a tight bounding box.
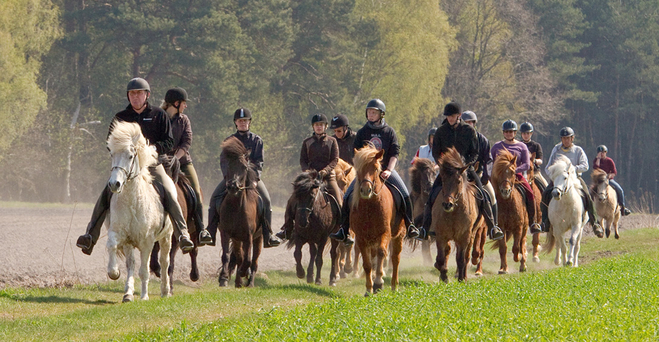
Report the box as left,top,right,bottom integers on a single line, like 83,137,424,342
312,113,328,125
165,87,188,106
330,114,349,129
520,122,534,133
559,127,574,137
502,120,518,131
233,108,252,121
597,145,608,153
126,77,150,104
428,127,437,138
443,102,461,116
365,99,386,120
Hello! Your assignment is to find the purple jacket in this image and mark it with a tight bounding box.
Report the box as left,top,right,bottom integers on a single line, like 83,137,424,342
491,141,530,174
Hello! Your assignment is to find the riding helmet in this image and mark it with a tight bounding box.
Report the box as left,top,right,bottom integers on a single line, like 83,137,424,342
126,77,150,93
329,114,349,129
461,111,477,123
428,127,438,138
520,122,534,133
559,127,575,137
311,113,329,125
502,120,518,131
165,87,188,104
443,102,461,116
597,145,608,153
233,108,252,121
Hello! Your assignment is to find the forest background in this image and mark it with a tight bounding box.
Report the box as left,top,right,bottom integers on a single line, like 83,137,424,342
2,0,657,212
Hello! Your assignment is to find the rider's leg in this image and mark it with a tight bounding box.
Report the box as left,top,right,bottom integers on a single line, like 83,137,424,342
275,195,296,240
609,179,631,216
535,173,548,189
207,180,226,245
471,169,503,240
76,185,111,255
256,180,280,248
417,174,442,240
180,162,212,245
578,176,604,237
516,174,541,233
384,169,419,238
152,165,195,252
541,181,553,232
329,179,355,245
483,180,500,231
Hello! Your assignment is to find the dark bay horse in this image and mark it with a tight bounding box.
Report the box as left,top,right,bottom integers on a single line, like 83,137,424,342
590,169,620,239
216,137,262,287
527,152,544,262
491,149,528,274
431,147,484,282
351,145,405,295
286,171,340,286
408,158,436,265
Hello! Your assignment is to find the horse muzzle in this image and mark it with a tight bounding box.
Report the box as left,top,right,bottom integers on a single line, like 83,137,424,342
359,183,374,199
500,187,512,199
108,170,127,193
552,188,562,200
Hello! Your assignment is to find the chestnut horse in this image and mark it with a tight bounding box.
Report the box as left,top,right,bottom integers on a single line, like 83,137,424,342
408,158,436,265
334,159,357,278
590,169,620,239
432,147,484,282
286,171,340,286
216,137,262,287
527,152,544,262
350,144,405,295
490,149,528,274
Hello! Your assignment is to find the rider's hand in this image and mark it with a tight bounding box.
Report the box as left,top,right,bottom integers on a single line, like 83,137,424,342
381,169,392,180
318,169,328,179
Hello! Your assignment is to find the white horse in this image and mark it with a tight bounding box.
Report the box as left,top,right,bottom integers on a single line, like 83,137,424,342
590,169,621,239
106,121,173,302
544,156,589,267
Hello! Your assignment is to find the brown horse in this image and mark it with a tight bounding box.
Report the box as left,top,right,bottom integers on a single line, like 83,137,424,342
286,171,341,286
350,144,405,295
590,169,621,239
432,147,484,282
334,159,357,279
216,137,262,288
491,149,528,274
527,152,544,262
408,158,436,265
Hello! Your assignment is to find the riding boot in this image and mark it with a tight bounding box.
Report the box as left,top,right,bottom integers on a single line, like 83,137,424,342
262,209,281,248
329,191,354,246
482,198,504,240
417,180,441,240
276,196,296,240
76,185,111,255
402,194,419,239
194,195,213,246
540,185,552,232
161,186,195,252
525,196,541,234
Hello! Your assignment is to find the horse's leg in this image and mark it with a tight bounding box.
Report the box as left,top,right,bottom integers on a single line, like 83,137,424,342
107,231,121,280
294,240,305,279
167,240,176,294
189,247,199,282
123,246,136,302
532,233,541,263
391,236,403,291
150,242,161,278
573,228,583,267
344,243,353,274
373,243,386,294
361,243,373,296
613,212,620,240
567,224,582,267
455,243,467,282
353,244,361,278
159,235,172,297
138,245,151,301
497,237,509,274
307,243,317,284
519,227,528,273
422,240,433,266
218,231,231,287
236,239,251,288
435,239,449,283
330,240,339,286
559,231,568,266
248,236,262,287
315,239,326,285
473,226,485,276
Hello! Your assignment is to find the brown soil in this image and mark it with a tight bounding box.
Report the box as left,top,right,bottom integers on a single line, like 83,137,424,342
0,206,656,289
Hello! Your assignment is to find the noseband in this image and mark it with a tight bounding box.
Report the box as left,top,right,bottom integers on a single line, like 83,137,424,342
359,175,385,196
111,149,139,181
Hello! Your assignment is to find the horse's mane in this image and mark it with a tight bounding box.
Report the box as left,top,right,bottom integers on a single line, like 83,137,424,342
107,121,157,170
438,147,466,171
292,171,322,198
353,143,383,175
492,148,517,184
590,168,607,192
220,136,259,186
409,158,435,194
547,155,573,181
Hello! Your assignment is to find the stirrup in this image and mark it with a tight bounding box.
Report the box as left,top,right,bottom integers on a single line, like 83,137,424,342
407,224,420,239
529,223,542,234
198,230,213,246
275,230,288,240
330,227,348,241
490,226,504,241
264,236,281,248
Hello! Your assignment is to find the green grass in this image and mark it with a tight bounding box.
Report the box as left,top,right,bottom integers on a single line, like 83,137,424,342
2,227,659,341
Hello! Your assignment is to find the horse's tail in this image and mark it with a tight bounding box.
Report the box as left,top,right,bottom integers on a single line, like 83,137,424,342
543,227,555,254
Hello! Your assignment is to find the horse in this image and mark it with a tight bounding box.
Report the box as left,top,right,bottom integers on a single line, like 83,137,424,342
490,149,528,274
149,165,202,293
105,121,172,302
590,168,620,239
216,137,262,287
286,171,341,286
431,147,484,282
334,159,357,279
408,158,436,265
527,152,544,262
350,144,405,295
544,156,588,267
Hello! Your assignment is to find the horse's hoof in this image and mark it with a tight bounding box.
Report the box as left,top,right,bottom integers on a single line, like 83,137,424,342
474,271,483,277
219,278,228,287
615,234,620,240
296,265,305,279
605,229,611,238
329,280,337,287
151,266,161,278
373,283,383,293
315,279,322,286
533,256,540,263
190,270,199,282
108,269,120,280
307,275,314,284
498,270,508,275
344,265,353,274
520,266,527,272
122,294,133,303
364,291,371,297
565,261,573,267
236,282,243,288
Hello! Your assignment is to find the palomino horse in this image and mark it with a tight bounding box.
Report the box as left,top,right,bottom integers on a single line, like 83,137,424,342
544,156,588,266
334,159,357,279
216,137,262,287
286,171,341,286
527,152,544,262
106,121,172,302
432,147,484,282
350,144,405,295
590,169,620,239
491,149,528,274
408,158,436,265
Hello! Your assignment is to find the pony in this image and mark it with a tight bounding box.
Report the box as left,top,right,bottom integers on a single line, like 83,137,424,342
106,121,172,302
590,168,620,239
286,171,340,285
431,147,484,282
527,152,544,262
216,137,262,287
334,159,357,279
350,144,405,295
408,158,436,265
490,149,529,274
544,156,588,267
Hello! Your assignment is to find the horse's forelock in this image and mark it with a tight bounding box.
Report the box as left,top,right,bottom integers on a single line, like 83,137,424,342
220,137,248,161
293,172,319,197
410,158,435,193
548,156,572,181
492,148,516,181
108,121,156,170
438,147,466,171
353,144,382,175
591,168,607,184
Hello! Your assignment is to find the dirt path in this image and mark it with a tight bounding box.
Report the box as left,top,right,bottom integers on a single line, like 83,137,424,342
0,205,656,289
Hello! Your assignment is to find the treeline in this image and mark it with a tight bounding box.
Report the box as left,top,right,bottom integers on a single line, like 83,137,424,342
0,0,656,212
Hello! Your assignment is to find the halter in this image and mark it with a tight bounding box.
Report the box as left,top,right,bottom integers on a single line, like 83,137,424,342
111,148,139,181
358,174,385,197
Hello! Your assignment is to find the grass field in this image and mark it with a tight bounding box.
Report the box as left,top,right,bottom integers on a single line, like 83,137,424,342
2,227,659,341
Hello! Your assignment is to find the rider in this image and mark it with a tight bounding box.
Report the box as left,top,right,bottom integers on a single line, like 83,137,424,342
330,99,420,245
276,114,343,240
461,111,498,234
593,145,632,216
490,120,543,234
540,127,604,236
161,87,212,245
520,122,548,188
417,102,504,241
411,127,438,165
76,78,195,255
206,108,281,248
330,114,357,165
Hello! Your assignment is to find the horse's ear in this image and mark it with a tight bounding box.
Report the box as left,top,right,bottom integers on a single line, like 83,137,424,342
458,165,469,174
375,149,385,161
345,166,353,176
473,161,480,172
511,155,517,167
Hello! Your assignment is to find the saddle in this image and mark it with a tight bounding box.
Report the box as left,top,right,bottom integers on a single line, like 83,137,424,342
321,189,342,227
384,182,405,217
515,183,528,203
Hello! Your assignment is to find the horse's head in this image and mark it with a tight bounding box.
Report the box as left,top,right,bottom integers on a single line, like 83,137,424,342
492,149,518,200
221,137,257,196
334,159,355,193
548,156,577,201
409,158,436,197
106,122,155,193
293,171,322,228
438,148,470,212
353,145,384,200
590,168,610,202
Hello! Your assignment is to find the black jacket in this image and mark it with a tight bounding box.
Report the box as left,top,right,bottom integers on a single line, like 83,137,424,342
354,122,400,168
432,118,479,165
110,103,174,155
333,128,357,165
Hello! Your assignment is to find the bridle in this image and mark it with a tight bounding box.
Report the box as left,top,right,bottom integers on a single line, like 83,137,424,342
111,148,139,181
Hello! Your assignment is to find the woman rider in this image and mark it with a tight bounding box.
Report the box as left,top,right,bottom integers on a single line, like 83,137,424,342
161,87,213,245
593,145,632,216
206,108,281,248
330,99,419,245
